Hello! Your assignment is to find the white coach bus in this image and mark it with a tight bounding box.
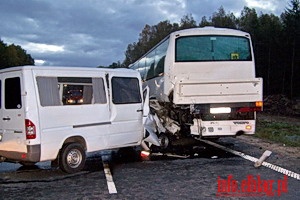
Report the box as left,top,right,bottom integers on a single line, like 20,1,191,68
129,27,263,149
0,66,157,173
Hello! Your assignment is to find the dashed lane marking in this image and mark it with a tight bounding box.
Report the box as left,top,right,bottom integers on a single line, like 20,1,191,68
199,139,300,180
102,162,117,194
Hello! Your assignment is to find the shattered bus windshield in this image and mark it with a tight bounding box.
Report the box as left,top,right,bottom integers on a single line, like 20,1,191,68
175,35,252,62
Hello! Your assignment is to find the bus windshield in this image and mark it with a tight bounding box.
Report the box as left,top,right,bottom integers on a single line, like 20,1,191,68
175,35,252,62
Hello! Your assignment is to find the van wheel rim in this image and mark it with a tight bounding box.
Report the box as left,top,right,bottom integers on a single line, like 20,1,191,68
67,149,82,168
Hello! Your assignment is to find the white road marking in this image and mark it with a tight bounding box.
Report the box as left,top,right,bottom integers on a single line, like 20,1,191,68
199,139,300,181
102,162,117,194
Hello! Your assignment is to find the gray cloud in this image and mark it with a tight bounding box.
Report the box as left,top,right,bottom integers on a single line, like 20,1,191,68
0,0,289,67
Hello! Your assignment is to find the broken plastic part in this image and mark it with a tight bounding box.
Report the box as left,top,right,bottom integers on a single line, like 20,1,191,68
254,150,272,167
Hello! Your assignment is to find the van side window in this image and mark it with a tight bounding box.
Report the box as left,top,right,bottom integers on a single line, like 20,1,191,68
112,77,141,104
5,77,22,109
59,77,93,105
92,78,107,104
37,77,61,106
37,76,107,106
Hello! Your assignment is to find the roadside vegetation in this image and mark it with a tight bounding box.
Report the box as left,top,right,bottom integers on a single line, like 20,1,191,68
255,116,300,147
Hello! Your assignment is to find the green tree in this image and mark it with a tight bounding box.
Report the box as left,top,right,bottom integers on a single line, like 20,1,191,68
151,20,179,48
199,16,212,27
0,40,7,67
179,14,197,29
211,6,237,28
281,0,300,98
123,20,179,67
108,61,122,68
254,14,283,95
123,42,144,67
238,7,259,41
0,40,34,69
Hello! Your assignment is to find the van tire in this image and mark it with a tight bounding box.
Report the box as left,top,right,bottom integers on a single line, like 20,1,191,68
59,143,86,173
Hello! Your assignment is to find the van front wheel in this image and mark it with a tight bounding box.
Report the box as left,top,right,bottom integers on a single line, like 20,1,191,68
59,143,86,173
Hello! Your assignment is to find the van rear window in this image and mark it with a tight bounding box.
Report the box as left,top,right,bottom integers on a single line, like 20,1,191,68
5,77,22,109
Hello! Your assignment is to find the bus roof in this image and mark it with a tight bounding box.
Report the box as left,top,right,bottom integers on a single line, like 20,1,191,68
171,27,250,37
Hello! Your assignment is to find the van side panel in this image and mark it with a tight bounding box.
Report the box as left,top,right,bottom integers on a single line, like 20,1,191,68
33,70,111,161
38,104,110,161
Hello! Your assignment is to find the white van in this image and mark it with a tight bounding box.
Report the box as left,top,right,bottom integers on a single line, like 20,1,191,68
0,66,152,173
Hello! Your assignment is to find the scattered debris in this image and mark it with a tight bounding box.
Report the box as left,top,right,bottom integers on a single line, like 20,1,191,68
254,150,272,168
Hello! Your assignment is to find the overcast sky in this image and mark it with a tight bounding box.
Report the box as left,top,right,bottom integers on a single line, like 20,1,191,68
0,0,289,67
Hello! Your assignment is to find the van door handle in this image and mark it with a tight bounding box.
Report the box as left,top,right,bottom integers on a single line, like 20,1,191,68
136,109,143,112
3,117,10,121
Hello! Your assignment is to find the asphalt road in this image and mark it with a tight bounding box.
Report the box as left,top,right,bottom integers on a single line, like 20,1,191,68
0,137,299,200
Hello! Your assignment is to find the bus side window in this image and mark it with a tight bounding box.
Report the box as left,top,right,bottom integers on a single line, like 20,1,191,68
155,56,165,75
146,63,155,80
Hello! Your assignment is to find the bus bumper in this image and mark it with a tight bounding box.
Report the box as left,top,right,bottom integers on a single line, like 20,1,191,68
190,119,256,137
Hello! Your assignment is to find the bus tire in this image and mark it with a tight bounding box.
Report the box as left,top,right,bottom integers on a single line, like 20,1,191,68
59,143,86,173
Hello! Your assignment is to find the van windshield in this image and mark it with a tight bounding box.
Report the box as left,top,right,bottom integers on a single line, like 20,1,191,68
175,35,252,62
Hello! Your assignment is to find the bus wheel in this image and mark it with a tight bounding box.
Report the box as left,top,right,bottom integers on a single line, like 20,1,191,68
59,143,86,173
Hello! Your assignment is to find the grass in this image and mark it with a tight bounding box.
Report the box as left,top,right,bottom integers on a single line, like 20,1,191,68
255,120,300,147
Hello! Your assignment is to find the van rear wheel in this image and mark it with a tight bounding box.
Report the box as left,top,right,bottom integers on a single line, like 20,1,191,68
59,143,86,173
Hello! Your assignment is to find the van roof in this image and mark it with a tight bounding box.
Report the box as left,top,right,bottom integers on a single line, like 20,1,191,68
0,65,138,75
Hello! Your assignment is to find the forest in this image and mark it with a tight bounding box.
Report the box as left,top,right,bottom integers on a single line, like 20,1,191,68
0,40,34,68
104,0,299,100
